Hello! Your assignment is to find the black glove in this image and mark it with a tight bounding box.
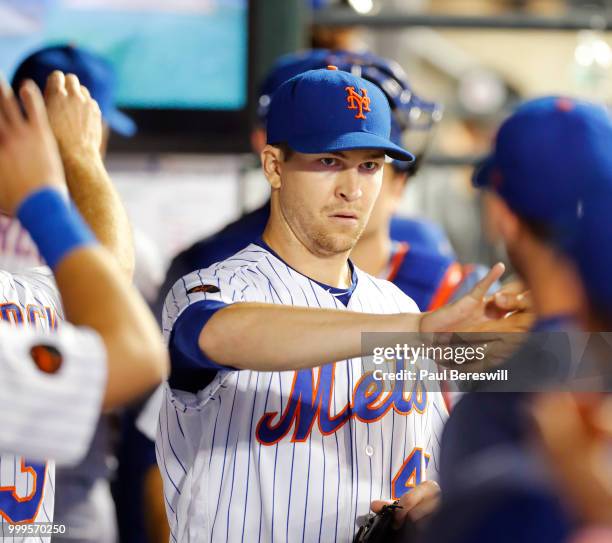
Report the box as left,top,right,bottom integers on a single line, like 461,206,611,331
353,501,418,543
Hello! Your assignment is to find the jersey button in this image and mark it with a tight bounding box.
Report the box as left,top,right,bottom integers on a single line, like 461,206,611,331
365,445,374,457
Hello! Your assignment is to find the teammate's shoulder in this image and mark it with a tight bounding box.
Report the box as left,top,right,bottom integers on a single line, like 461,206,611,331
15,265,54,279
168,244,269,296
193,243,272,281
218,242,275,269
389,243,460,311
0,268,11,283
0,265,55,289
394,243,455,281
390,216,455,258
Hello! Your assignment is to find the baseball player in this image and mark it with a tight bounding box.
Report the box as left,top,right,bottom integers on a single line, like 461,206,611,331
0,74,166,536
531,191,612,537
7,44,150,543
157,67,526,542
424,97,612,543
154,50,482,320
131,49,472,543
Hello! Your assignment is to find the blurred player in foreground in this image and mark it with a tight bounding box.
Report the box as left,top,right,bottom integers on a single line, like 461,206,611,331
157,66,528,542
426,97,612,543
8,44,162,543
531,188,612,542
0,73,167,537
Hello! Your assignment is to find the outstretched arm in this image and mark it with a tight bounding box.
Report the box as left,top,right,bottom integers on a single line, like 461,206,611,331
186,263,521,372
200,303,423,371
44,70,134,278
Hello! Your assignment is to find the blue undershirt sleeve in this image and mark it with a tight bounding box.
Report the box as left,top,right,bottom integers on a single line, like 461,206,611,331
168,300,237,392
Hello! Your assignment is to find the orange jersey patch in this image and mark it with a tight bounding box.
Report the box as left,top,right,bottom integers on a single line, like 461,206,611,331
30,345,63,374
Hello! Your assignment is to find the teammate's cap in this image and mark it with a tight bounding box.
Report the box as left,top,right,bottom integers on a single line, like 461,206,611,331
473,96,612,244
266,67,414,161
258,49,334,119
12,44,136,137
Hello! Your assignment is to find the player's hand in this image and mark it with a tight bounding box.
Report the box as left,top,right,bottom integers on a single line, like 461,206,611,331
371,481,441,528
0,77,66,214
44,71,103,162
420,263,534,333
420,266,533,368
485,279,532,319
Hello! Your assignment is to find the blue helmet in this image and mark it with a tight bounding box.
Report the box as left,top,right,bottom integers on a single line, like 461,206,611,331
258,49,442,172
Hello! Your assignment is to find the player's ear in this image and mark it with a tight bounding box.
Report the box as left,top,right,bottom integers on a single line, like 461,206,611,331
261,145,283,190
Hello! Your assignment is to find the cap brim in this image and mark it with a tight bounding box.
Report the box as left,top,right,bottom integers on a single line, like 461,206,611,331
106,108,137,137
472,155,495,188
288,132,415,162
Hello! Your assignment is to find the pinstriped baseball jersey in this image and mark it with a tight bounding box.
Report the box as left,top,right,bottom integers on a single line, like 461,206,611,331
0,320,106,465
158,243,448,543
0,266,75,540
0,217,42,273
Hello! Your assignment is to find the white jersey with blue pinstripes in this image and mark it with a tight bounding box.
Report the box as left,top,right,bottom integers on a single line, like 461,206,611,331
0,320,106,465
0,267,64,541
158,243,448,543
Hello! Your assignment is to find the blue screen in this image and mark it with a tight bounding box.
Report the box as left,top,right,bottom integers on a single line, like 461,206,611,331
0,0,248,109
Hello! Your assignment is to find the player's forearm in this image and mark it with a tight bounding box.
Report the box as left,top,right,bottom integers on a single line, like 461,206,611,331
62,150,135,279
199,303,422,371
55,246,168,408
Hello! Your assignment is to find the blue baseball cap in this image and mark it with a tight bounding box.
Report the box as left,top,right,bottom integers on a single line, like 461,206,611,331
258,49,334,119
12,44,136,137
572,192,612,320
259,50,439,170
473,96,612,245
266,66,414,161
330,51,442,172
259,49,441,139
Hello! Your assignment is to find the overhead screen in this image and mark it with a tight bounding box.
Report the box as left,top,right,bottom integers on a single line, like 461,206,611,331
0,0,251,151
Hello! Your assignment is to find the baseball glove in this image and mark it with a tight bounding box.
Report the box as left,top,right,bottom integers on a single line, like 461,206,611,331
353,501,418,543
